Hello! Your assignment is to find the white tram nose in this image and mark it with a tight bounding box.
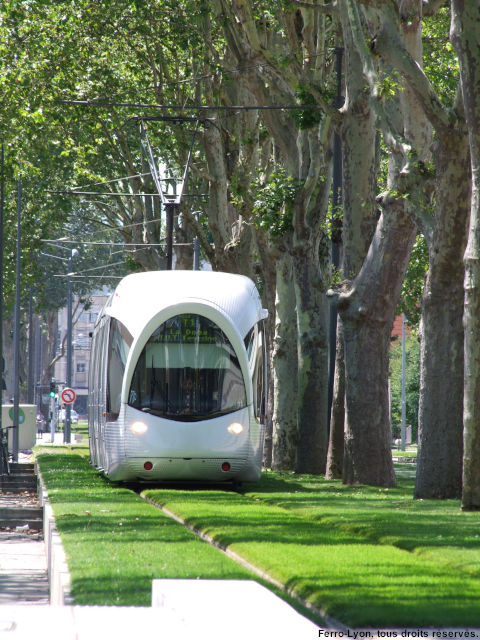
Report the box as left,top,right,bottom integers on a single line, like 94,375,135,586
89,271,267,483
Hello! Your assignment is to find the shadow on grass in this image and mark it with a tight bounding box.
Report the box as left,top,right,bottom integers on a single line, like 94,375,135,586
144,483,480,627
241,470,480,555
37,452,480,627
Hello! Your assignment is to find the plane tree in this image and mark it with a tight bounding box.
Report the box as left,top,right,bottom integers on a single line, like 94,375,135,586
450,0,480,510
2,0,477,496
211,0,341,473
366,1,470,498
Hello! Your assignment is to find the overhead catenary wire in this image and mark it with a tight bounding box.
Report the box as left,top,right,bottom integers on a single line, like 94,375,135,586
56,103,209,268
68,171,152,190
42,239,194,247
47,190,206,198
66,215,164,234
54,274,124,279
61,99,323,111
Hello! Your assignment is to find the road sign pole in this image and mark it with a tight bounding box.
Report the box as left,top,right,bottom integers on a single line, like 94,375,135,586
50,394,56,442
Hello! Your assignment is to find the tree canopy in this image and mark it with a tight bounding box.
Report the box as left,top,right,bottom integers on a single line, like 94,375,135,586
1,0,479,507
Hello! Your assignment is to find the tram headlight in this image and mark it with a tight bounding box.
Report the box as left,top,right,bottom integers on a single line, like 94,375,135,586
228,422,243,435
130,421,148,435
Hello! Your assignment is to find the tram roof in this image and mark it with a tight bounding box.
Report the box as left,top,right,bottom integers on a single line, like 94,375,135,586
105,270,267,338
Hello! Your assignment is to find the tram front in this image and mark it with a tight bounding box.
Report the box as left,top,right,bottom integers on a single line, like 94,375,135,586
120,307,265,482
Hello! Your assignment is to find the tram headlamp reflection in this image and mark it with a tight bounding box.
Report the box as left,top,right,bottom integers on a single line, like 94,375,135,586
228,422,243,435
130,421,148,435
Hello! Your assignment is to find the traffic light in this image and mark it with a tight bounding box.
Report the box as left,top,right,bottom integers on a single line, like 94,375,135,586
49,380,56,398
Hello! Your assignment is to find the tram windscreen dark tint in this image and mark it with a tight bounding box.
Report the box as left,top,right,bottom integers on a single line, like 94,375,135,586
128,314,247,421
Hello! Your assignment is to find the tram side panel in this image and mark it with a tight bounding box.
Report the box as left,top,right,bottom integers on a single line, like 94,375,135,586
88,314,112,473
245,320,268,479
87,330,98,468
103,318,132,476
88,319,102,470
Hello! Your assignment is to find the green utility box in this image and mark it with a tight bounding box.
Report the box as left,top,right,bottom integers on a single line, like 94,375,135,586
2,404,37,450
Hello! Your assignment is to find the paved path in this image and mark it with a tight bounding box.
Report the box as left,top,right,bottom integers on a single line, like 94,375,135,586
0,531,49,605
0,451,48,606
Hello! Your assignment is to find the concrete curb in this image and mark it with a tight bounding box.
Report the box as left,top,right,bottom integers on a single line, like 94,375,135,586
35,461,73,605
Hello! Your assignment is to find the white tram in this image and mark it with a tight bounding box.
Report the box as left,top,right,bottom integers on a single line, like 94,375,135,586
88,270,268,482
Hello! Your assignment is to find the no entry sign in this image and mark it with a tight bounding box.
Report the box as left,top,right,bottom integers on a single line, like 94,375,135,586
61,387,76,404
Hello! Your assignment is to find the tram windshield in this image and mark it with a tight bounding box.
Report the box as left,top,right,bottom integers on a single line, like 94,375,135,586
128,313,247,421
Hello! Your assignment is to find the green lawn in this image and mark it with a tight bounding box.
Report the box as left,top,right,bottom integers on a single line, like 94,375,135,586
36,448,480,628
35,449,322,624
74,419,89,437
144,467,480,628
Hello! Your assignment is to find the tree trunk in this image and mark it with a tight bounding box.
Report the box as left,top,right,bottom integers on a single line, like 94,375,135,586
342,317,394,486
213,0,336,474
255,233,278,469
326,318,345,479
330,200,416,486
451,0,480,510
271,252,298,469
415,133,470,499
293,244,329,474
463,229,480,510
326,2,380,480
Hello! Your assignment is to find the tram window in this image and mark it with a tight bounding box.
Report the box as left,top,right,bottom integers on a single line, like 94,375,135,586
128,314,247,421
107,318,133,418
252,322,266,421
244,327,255,362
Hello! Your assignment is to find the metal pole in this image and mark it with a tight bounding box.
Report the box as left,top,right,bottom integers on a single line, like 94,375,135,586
0,146,4,435
327,46,344,434
50,383,56,442
166,203,175,270
193,211,200,271
12,179,22,461
193,236,200,271
27,287,35,404
401,313,407,451
65,252,73,443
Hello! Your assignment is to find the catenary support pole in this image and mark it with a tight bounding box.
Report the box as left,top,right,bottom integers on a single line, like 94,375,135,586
401,313,407,451
65,254,73,444
166,203,175,270
27,287,35,404
0,146,4,436
12,179,22,461
327,47,344,434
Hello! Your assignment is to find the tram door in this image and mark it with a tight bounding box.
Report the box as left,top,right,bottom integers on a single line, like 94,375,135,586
88,315,109,470
246,320,267,425
88,331,98,466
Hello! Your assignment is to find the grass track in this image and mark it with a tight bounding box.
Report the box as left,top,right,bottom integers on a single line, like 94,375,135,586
144,467,480,628
35,450,324,625
36,449,480,628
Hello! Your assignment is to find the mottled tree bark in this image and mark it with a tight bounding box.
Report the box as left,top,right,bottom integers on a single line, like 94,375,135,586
373,0,470,500
271,253,298,470
326,318,345,479
451,0,480,510
330,201,416,486
325,0,382,480
214,0,338,473
415,132,470,499
293,236,330,473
